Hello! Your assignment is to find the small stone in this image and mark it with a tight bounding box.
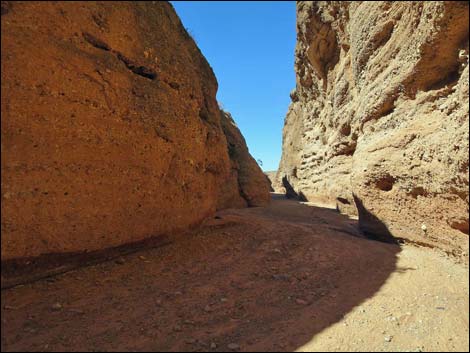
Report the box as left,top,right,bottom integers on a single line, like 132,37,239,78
458,49,468,62
51,302,63,311
139,256,147,260
220,298,228,303
227,343,240,350
384,335,393,342
210,342,217,349
421,223,427,233
24,327,38,334
296,299,309,305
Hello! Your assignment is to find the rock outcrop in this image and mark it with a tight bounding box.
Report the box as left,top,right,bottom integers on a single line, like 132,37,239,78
218,111,272,209
1,1,269,262
278,1,469,254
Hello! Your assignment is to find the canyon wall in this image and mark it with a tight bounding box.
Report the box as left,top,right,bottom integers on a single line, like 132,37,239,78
1,1,269,262
218,111,272,209
278,1,469,254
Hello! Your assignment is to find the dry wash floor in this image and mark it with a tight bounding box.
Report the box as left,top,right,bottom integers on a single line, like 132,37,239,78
1,194,469,352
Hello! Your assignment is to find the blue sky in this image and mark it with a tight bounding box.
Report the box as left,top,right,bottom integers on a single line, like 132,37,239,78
171,1,296,171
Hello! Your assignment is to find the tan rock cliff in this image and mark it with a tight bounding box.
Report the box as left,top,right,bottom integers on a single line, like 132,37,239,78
278,1,469,254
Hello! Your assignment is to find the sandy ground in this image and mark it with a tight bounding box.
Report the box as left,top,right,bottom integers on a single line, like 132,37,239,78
1,194,468,352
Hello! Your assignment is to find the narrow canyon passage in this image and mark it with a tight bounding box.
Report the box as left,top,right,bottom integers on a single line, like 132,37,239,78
1,1,468,352
2,194,468,352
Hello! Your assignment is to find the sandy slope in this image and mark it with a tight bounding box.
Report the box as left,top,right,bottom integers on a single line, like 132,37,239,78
1,195,468,352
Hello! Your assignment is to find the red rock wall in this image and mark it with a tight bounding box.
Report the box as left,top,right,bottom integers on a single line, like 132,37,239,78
1,1,269,261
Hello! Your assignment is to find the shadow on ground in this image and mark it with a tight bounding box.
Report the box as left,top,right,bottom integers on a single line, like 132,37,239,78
1,194,400,352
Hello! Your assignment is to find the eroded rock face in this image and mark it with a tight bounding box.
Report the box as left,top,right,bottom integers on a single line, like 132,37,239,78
1,1,269,261
278,1,469,254
218,111,271,209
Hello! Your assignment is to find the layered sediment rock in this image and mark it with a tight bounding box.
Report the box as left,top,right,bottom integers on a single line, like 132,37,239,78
278,1,469,254
1,1,269,261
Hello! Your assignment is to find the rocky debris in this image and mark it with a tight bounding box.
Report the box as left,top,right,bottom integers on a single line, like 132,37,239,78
278,1,469,255
296,298,309,305
115,258,125,265
227,343,240,350
50,303,63,311
1,1,269,264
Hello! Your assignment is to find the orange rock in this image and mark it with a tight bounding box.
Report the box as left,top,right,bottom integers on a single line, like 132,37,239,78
1,1,269,261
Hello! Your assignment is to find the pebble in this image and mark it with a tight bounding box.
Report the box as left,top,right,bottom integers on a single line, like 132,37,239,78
210,342,217,349
51,303,63,311
384,335,393,342
272,274,290,281
227,343,240,350
68,309,84,314
296,299,309,305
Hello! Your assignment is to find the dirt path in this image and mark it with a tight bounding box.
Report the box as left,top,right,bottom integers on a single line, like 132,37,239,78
1,194,468,352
